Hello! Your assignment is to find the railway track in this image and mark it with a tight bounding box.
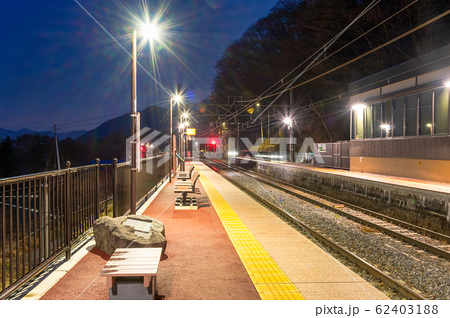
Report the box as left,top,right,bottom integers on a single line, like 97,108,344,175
202,159,450,300
212,160,450,259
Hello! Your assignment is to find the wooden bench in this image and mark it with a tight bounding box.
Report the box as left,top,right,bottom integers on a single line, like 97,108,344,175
175,169,199,186
100,247,162,300
174,173,200,209
176,164,196,181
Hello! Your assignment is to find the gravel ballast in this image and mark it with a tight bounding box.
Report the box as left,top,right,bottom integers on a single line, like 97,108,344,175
226,170,450,300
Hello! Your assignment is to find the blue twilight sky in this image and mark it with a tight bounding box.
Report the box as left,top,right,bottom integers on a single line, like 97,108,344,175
0,0,278,132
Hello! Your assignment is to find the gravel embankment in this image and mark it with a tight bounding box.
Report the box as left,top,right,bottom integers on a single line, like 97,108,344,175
227,171,450,300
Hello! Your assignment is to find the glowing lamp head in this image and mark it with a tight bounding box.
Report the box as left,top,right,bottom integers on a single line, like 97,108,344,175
141,22,160,41
173,94,182,103
445,81,450,88
283,117,292,126
182,112,189,119
352,103,366,111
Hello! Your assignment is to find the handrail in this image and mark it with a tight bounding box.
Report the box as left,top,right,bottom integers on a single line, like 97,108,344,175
0,155,168,298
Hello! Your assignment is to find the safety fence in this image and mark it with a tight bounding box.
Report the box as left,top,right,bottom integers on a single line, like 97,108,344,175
0,155,168,299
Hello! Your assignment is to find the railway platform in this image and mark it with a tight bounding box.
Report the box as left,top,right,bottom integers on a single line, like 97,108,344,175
232,157,450,236
284,162,450,195
12,161,388,301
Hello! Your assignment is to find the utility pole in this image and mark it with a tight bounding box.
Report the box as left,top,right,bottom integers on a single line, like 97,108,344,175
54,124,61,170
289,90,295,163
261,117,264,142
237,120,240,153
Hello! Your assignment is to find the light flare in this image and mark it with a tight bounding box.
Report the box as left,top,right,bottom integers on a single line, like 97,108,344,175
141,22,160,41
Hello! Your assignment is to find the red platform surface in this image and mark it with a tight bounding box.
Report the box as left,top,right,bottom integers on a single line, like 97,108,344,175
40,180,259,300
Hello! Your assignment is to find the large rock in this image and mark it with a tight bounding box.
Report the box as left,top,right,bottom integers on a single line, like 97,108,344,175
93,215,166,255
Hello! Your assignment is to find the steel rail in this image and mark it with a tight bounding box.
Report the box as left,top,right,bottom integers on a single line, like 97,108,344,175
203,159,427,300
215,160,450,260
234,160,450,242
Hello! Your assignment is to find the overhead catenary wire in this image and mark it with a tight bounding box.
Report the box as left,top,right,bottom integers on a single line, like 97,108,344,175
262,9,450,101
206,6,450,138
200,0,381,136
246,0,421,103
252,0,379,124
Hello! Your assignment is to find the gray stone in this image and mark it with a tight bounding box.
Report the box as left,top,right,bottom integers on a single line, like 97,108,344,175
93,215,166,255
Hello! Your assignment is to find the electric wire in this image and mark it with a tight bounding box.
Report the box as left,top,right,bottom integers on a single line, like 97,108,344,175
242,0,421,104
262,9,450,100
204,7,450,138
200,0,381,136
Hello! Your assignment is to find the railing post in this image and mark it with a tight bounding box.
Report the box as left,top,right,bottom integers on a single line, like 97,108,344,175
113,158,118,218
65,161,72,261
43,176,49,260
95,158,100,220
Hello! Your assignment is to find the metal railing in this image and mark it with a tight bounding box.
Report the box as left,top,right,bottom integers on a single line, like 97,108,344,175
0,155,168,299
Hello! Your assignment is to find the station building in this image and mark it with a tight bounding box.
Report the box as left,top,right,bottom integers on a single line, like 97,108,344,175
348,44,450,183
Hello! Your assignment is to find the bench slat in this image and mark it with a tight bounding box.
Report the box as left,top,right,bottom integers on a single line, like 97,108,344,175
103,264,159,269
110,255,161,260
114,248,162,255
107,259,160,264
102,268,158,275
100,247,162,290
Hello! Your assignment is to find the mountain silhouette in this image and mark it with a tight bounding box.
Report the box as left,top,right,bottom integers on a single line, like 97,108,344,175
0,127,86,140
75,105,170,161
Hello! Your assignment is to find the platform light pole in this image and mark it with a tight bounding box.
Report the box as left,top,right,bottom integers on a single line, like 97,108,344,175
130,29,138,215
169,85,182,183
130,22,160,214
284,117,293,162
178,122,187,172
181,112,189,171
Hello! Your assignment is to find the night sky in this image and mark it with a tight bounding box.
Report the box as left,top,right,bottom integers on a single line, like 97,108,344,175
0,0,278,132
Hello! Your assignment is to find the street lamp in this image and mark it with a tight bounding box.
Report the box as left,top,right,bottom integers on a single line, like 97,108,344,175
283,117,292,127
141,22,160,42
283,117,294,162
130,29,138,215
130,22,160,215
169,90,182,183
178,120,189,171
180,112,190,171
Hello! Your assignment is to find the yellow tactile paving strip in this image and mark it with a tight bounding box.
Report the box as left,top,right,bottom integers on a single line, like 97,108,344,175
200,174,305,300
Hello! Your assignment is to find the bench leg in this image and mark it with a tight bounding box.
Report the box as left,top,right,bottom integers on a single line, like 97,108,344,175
107,277,115,289
143,276,151,288
151,276,157,300
109,277,157,300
